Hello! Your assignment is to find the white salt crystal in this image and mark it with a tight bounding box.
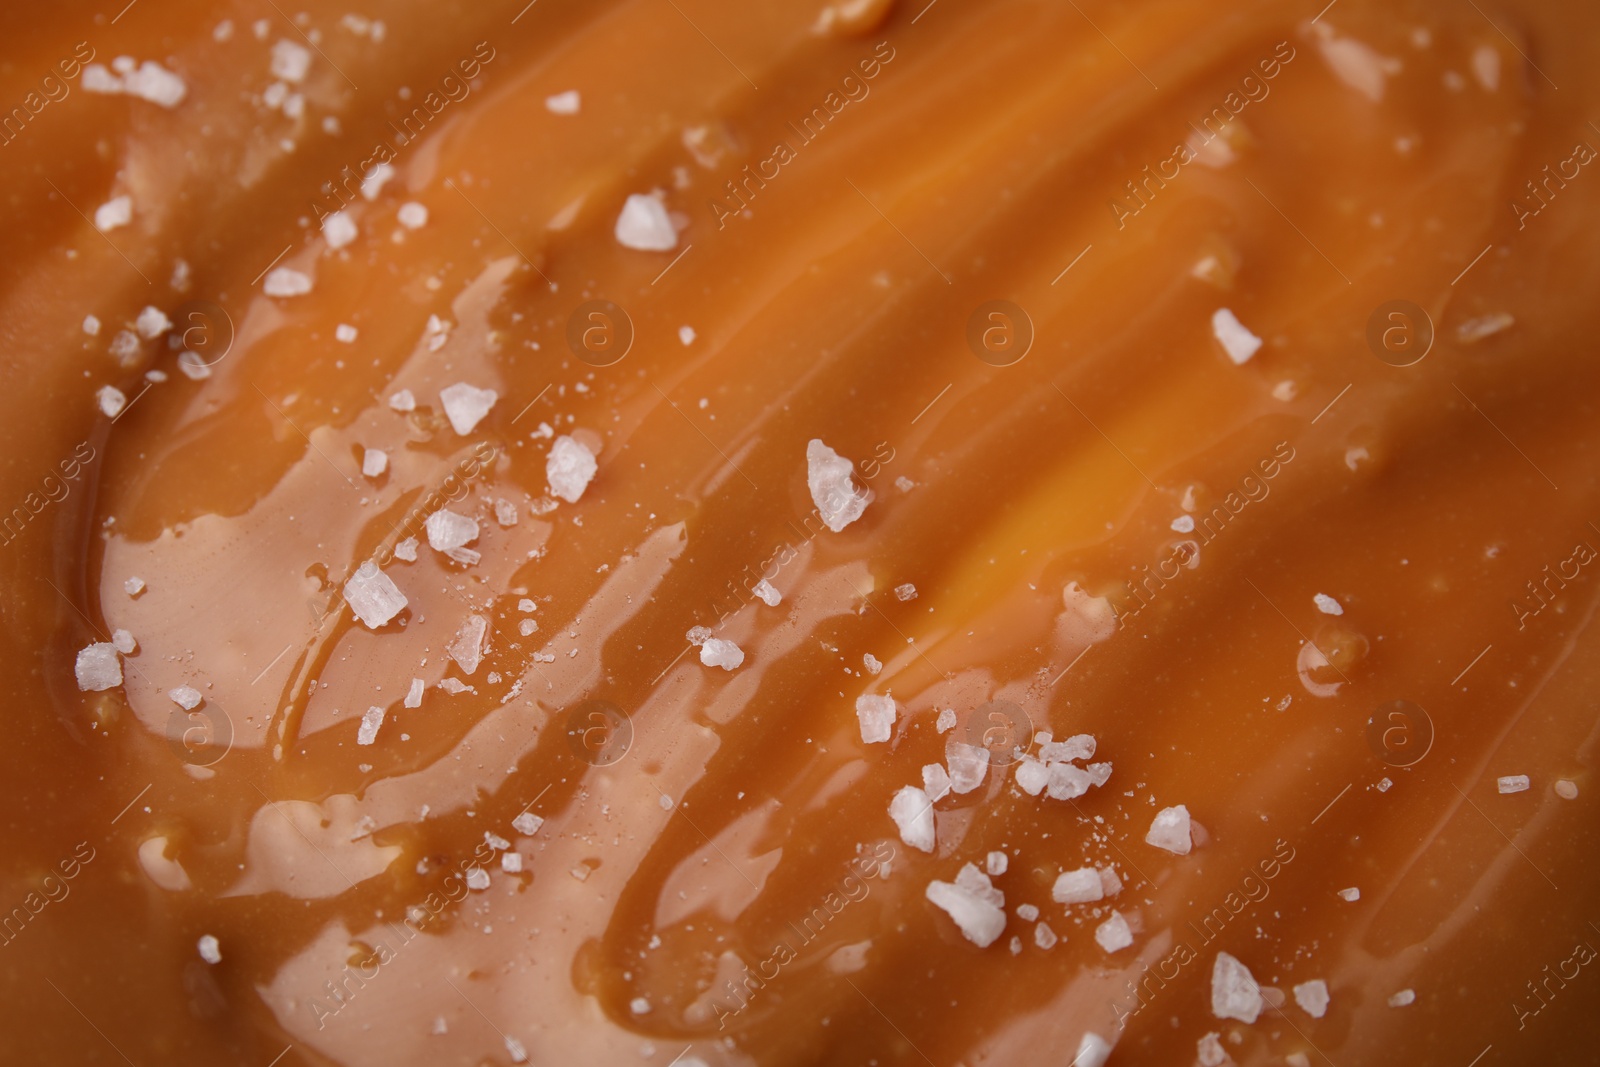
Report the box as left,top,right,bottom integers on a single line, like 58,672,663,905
1075,1033,1112,1067
405,678,424,708
397,202,429,229
1145,804,1193,854
894,583,917,601
1211,951,1263,1022
343,560,408,627
97,386,126,418
1052,867,1104,904
1287,1055,1311,1067
862,652,881,675
699,637,744,670
753,579,781,606
95,195,132,232
1388,989,1415,1007
504,1035,528,1064
518,599,537,613
1046,761,1091,800
889,786,935,852
686,626,712,647
494,499,517,526
270,39,311,82
335,323,358,343
357,705,385,745
1034,923,1058,949
1040,733,1095,763
518,619,537,636
1316,32,1396,103
465,867,490,890
123,60,188,106
546,435,597,502
1313,593,1343,615
1094,911,1133,953
924,864,1005,947
176,352,210,380
110,629,136,654
75,643,122,691
806,439,871,532
1294,978,1330,1018
855,693,896,744
135,306,171,338
1099,867,1123,896
449,615,488,675
263,267,312,297
1196,1032,1226,1067
986,851,1008,876
545,90,580,114
425,509,479,554
197,934,222,964
388,389,415,412
124,577,145,596
614,193,677,251
1015,757,1049,796
946,739,990,794
393,537,418,562
1472,44,1500,92
1556,779,1579,799
1016,903,1039,921
323,211,357,250
500,852,523,873
935,707,956,733
362,448,387,478
1086,762,1113,787
439,382,497,435
922,763,950,802
83,314,101,336
678,325,696,345
109,330,140,365
1212,307,1262,364
1337,886,1360,902
1497,774,1529,794
1172,514,1195,533
361,163,394,201
512,812,544,836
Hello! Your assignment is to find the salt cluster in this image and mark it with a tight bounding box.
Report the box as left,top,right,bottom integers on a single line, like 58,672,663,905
1014,731,1110,801
699,638,744,670
74,643,122,692
924,863,1006,947
1211,951,1264,1023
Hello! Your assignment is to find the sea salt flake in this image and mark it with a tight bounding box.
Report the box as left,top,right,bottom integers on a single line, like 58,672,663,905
1337,886,1360,901
1052,867,1104,904
323,211,357,250
1211,951,1264,1022
263,267,312,297
425,509,479,554
97,386,126,418
894,583,917,601
518,619,537,636
1015,756,1050,796
512,812,544,836
1197,1032,1227,1067
494,499,518,526
362,448,387,478
504,1035,527,1064
121,60,187,106
547,435,598,502
465,867,490,890
388,389,415,412
614,193,677,251
357,705,385,745
699,637,744,670
924,864,1006,947
1146,804,1193,854
439,382,497,435
500,852,523,873
686,626,712,646
935,707,956,733
135,306,171,338
95,196,133,232
889,786,935,852
1171,514,1195,533
946,739,990,794
1212,308,1263,364
678,325,696,345
1040,733,1095,763
1313,593,1343,615
405,678,424,708
83,315,101,336
922,763,951,802
449,615,488,675
1497,774,1529,794
335,324,358,343
1016,903,1039,921
1034,922,1058,949
1294,978,1330,1018
1046,761,1091,800
862,652,882,675
343,561,408,627
753,578,781,606
855,693,896,744
986,851,1008,876
1388,988,1415,1007
397,201,429,229
545,89,580,114
1094,911,1133,953
361,163,394,201
806,439,871,532
124,577,145,596
270,39,311,82
75,643,122,691
108,629,135,655
393,537,418,562
197,934,222,964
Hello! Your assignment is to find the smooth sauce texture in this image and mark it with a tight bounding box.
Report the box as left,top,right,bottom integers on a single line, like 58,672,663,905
2,0,1599,1064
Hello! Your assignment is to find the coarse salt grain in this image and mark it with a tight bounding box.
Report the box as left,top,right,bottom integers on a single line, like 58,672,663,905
425,509,479,555
889,785,935,852
1555,779,1579,799
135,306,171,338
545,90,580,114
169,686,202,710
501,852,523,873
1211,951,1264,1023
947,739,991,794
94,195,132,232
678,325,696,345
357,705,385,745
393,537,418,561
1388,989,1416,1007
1337,886,1360,902
547,435,598,503
439,382,497,435
75,643,122,692
405,678,424,708
343,560,407,628
109,629,136,654
335,323,358,343
494,499,517,526
1197,1033,1227,1067
863,652,882,675
263,267,312,297
397,202,429,229
924,863,1005,947
1314,593,1344,615
518,619,537,636
512,812,544,836
699,637,745,670
1145,804,1193,854
855,693,896,744
197,934,222,964
1497,774,1530,794
388,389,415,412
935,707,956,733
1076,1033,1112,1067
1294,978,1330,1018
362,448,387,478
806,439,871,532
922,763,951,802
465,867,490,890
614,193,677,251
894,583,917,601
1035,923,1058,949
449,615,488,675
323,211,357,250
1094,911,1133,953
124,577,145,595
1212,307,1263,364
97,386,126,418
270,39,311,82
83,314,101,336
1052,867,1104,904
753,578,781,606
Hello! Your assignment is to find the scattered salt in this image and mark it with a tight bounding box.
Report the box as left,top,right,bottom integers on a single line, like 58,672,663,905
1294,978,1330,1018
614,193,677,251
83,314,101,336
894,583,918,601
1145,804,1193,854
699,637,744,670
263,267,312,297
946,739,990,794
357,705,385,745
439,382,497,435
678,325,696,345
1197,1032,1226,1067
393,537,418,562
935,707,956,733
74,643,122,691
855,693,896,744
108,630,135,655
547,435,598,503
1211,951,1264,1022
425,509,480,563
1034,923,1058,950
1212,308,1263,364
986,851,1008,877
362,448,387,478
501,852,523,873
1094,911,1133,953
124,577,145,596
494,499,518,526
862,652,881,675
889,786,935,852
343,560,408,628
